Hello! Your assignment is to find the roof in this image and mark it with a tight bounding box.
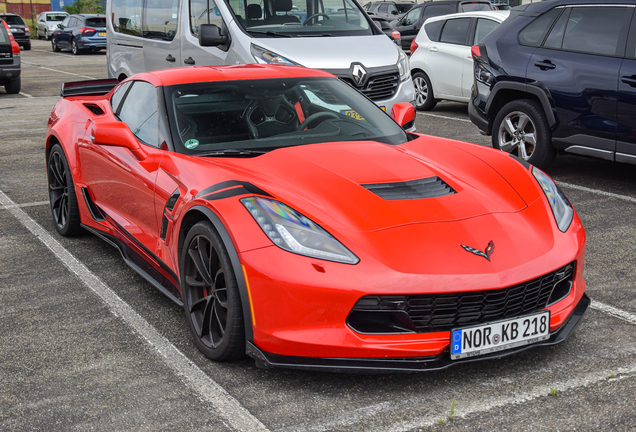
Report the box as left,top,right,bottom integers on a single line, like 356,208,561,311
129,64,336,87
424,9,509,24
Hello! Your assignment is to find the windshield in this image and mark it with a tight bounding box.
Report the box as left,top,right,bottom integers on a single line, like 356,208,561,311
46,14,68,21
396,3,414,14
1,16,25,25
166,77,407,155
226,0,373,37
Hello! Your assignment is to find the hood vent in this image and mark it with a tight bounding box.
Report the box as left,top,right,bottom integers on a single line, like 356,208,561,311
362,176,456,200
83,103,105,115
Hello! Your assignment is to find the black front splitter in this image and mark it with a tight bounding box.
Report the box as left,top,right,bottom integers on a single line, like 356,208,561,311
247,293,590,374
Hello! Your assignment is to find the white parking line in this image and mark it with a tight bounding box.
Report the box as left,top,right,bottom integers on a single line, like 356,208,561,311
591,300,636,325
558,181,636,204
419,112,473,123
0,190,270,432
0,200,48,210
19,91,33,98
20,61,97,80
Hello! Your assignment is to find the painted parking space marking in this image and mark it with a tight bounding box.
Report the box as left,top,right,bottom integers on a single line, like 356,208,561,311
558,181,636,204
419,112,473,123
18,91,33,98
0,200,48,210
591,300,636,326
20,61,97,80
0,190,270,432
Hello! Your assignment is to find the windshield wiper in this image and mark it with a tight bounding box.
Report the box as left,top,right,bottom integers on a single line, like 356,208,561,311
197,149,269,157
246,30,292,38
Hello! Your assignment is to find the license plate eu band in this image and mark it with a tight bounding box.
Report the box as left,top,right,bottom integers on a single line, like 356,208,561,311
450,310,551,360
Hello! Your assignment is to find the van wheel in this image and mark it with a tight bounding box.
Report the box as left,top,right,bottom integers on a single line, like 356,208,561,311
5,78,20,94
492,99,555,169
412,71,436,111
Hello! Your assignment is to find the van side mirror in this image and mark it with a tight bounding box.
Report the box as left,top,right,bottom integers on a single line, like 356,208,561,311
390,102,416,130
91,121,147,160
199,24,229,48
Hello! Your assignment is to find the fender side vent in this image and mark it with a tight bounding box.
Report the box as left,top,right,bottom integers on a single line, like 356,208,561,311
361,176,456,200
83,103,105,115
81,187,106,221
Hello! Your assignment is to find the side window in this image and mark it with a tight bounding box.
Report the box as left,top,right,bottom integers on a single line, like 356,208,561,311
111,81,133,114
190,0,225,35
402,7,420,26
111,0,143,37
387,5,397,15
378,4,388,14
143,0,179,40
422,4,454,21
118,81,159,147
543,7,569,49
560,6,631,57
439,17,471,45
518,8,561,47
474,18,499,45
61,16,71,27
424,20,443,42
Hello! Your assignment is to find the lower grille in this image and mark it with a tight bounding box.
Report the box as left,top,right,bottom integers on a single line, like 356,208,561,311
347,262,576,334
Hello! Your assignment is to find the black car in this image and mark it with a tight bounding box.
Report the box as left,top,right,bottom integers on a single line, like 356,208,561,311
0,18,21,94
372,17,401,45
51,14,107,55
0,13,31,50
392,0,494,51
365,1,416,22
469,0,636,168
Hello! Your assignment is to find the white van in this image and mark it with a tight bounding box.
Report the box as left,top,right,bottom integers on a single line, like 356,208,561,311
106,0,415,112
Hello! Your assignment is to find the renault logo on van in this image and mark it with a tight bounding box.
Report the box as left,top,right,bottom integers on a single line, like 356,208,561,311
351,64,368,87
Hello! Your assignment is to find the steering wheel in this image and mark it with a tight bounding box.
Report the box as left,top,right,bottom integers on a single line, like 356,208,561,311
297,111,340,131
303,13,330,26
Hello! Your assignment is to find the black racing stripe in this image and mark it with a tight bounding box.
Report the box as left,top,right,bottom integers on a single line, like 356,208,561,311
509,153,531,170
196,181,273,200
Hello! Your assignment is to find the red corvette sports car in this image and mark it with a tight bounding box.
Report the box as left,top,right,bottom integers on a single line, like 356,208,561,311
46,65,588,372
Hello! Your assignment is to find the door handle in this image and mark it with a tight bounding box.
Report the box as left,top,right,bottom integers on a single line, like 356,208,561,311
166,54,176,63
534,60,556,70
621,75,636,87
184,57,196,66
429,46,438,52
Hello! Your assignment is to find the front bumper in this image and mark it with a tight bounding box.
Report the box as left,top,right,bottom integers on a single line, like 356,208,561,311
248,293,590,373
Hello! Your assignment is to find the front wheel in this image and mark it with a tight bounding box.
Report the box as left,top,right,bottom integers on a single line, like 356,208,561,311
48,144,82,236
181,221,245,361
51,38,60,52
492,99,555,169
412,71,437,111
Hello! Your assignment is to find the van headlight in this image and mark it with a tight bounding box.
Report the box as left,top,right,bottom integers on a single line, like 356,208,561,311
532,167,574,232
241,196,359,264
397,48,410,82
251,44,301,66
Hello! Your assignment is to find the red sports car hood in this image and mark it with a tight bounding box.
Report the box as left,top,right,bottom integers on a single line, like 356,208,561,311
214,138,528,233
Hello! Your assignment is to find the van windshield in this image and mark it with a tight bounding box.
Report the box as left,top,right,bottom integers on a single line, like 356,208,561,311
166,77,407,155
226,0,374,36
46,14,68,21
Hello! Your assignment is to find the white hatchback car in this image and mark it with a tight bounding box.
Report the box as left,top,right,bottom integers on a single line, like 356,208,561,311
409,10,509,110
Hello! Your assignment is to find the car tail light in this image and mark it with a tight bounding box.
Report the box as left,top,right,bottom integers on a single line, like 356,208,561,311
2,21,20,55
24,25,30,33
391,30,401,40
79,28,96,34
410,39,418,54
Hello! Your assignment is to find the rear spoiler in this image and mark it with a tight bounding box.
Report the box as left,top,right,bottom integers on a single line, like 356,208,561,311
61,79,119,97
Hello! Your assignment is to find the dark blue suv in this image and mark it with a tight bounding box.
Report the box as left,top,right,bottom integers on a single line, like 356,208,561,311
469,0,636,168
51,14,106,55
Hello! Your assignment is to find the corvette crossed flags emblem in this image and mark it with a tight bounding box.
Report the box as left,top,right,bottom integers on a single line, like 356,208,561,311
461,240,495,261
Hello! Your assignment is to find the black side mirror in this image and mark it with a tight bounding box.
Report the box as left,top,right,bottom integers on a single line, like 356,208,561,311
199,24,229,48
58,23,64,29
391,10,398,15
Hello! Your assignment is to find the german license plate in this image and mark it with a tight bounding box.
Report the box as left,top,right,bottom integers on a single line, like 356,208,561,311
99,32,106,37
450,310,550,360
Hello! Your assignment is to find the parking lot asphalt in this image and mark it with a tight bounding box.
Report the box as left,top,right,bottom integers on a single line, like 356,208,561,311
1,39,635,431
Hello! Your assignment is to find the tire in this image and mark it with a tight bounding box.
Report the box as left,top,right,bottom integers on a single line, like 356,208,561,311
492,99,555,169
181,221,245,361
412,71,437,111
5,77,20,94
51,38,60,52
24,42,31,50
47,144,82,236
71,39,79,55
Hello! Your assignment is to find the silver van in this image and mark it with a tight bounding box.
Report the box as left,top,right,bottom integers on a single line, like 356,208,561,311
106,0,415,112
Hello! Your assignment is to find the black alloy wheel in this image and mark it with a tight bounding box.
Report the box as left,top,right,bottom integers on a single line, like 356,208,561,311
181,221,245,361
48,144,82,236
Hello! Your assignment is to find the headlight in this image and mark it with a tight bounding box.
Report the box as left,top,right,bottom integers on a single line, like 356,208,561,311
397,48,410,82
532,167,574,232
250,44,301,66
49,25,57,30
241,197,359,264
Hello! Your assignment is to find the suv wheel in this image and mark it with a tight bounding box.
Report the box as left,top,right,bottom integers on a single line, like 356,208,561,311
71,39,80,55
492,99,555,169
24,42,31,50
5,77,21,94
412,71,437,111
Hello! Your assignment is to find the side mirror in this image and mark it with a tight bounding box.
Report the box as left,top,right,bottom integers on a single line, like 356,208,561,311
199,24,229,47
391,102,416,130
391,10,398,15
91,121,147,160
57,23,64,29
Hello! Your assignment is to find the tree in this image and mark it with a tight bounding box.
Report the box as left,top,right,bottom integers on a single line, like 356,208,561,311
63,0,105,15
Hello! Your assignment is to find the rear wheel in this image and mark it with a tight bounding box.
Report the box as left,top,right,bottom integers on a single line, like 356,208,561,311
23,42,31,50
412,71,437,111
51,38,60,52
5,78,20,94
48,144,82,236
492,99,555,169
181,221,245,361
71,39,79,55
